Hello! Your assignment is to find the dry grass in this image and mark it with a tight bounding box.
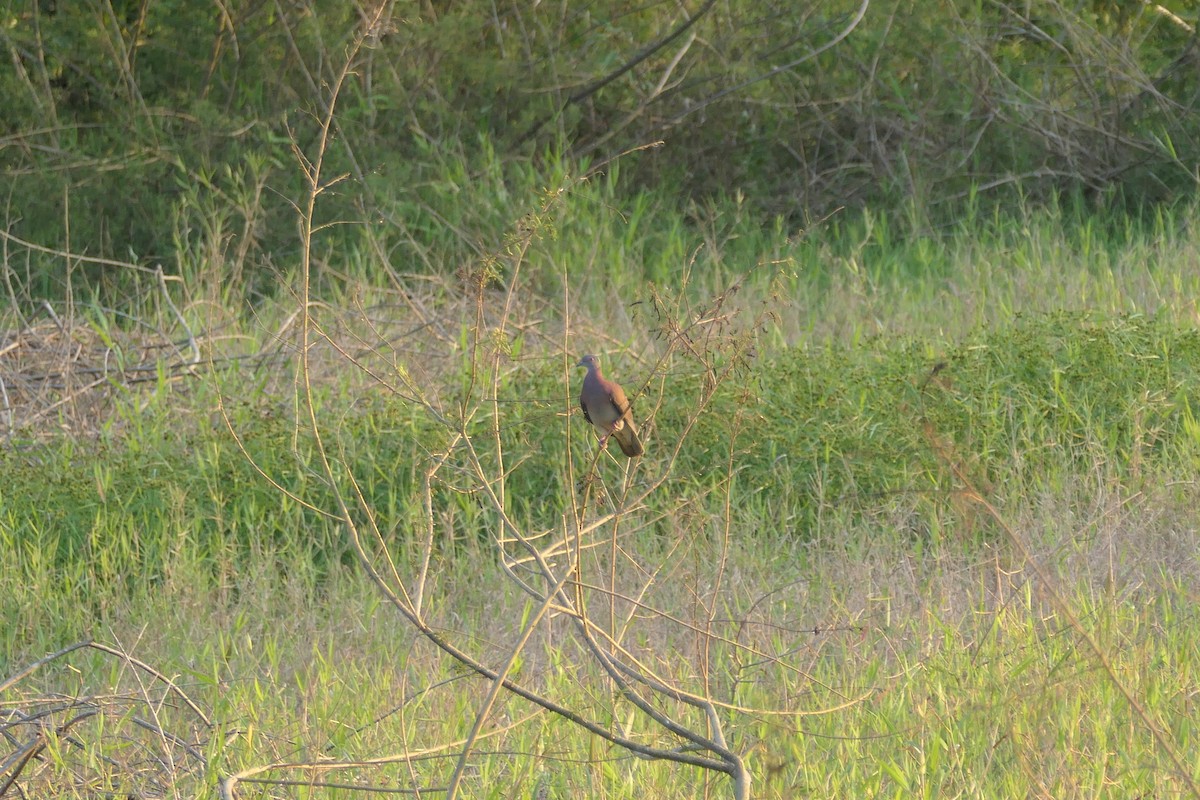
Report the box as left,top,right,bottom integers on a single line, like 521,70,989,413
0,641,212,799
0,308,196,440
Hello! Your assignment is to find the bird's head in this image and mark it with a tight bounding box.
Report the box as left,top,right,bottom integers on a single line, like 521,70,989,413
577,354,599,370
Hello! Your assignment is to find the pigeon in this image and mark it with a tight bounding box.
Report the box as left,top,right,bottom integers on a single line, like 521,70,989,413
577,354,643,457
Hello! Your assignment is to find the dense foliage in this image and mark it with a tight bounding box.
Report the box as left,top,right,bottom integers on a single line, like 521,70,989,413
3,1,1198,298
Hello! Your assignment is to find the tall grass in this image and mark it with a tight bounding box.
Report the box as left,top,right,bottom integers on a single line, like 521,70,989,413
5,156,1200,796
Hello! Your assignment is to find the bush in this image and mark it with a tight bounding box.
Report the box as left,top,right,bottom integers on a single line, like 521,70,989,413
2,1,1198,301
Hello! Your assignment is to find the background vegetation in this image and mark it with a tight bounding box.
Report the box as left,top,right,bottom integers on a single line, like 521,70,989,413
4,0,1200,299
3,1,1200,797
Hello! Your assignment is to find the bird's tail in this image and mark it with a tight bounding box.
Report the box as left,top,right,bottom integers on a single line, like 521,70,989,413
613,426,643,458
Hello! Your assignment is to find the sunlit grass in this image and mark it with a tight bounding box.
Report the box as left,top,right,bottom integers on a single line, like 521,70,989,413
5,187,1200,797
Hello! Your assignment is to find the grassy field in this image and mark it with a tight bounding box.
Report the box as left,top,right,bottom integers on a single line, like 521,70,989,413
4,178,1200,798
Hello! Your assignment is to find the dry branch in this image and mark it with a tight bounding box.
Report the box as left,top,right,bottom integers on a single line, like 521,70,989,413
0,640,213,798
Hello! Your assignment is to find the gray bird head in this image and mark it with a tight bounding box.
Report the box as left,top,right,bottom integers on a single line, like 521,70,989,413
577,354,599,370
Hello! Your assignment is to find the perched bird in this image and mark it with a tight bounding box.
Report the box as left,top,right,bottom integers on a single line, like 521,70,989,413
577,354,643,457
